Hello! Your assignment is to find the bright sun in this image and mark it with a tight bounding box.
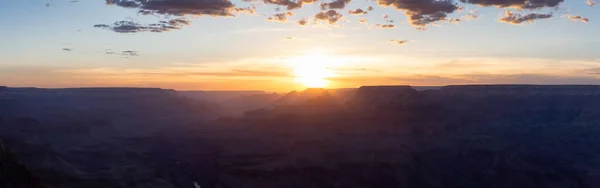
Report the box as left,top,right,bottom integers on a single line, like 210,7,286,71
289,53,340,88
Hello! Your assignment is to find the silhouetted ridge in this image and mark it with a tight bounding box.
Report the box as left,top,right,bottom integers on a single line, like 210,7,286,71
440,85,600,96
347,86,428,109
275,88,335,106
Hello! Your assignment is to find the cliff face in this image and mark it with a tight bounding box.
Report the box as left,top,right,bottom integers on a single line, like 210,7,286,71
0,139,45,188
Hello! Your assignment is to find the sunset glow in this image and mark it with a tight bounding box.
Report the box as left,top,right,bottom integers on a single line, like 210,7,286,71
289,53,342,88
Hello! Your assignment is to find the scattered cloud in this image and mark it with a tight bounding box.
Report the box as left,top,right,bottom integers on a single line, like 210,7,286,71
234,6,257,15
314,10,343,24
297,18,308,25
588,0,597,6
121,50,139,56
320,0,352,10
94,19,190,33
377,0,459,26
349,8,368,15
390,39,408,45
267,12,294,22
460,0,564,9
448,18,461,23
62,48,72,51
106,0,236,16
358,19,368,24
499,10,552,24
567,15,589,23
375,24,395,28
261,0,317,10
104,49,139,56
98,0,582,33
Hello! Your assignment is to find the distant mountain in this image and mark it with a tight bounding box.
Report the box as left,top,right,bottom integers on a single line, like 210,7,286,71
274,88,356,106
178,90,268,103
4,85,600,188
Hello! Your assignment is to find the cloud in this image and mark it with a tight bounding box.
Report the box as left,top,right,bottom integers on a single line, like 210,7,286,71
380,73,600,86
358,19,368,24
377,0,459,26
375,24,395,28
585,67,600,74
261,0,317,10
568,15,589,23
121,50,139,56
390,39,408,44
104,49,139,56
106,0,236,16
62,48,72,51
94,19,190,33
499,10,552,24
320,0,351,10
99,0,577,34
267,12,294,23
314,10,343,24
460,0,564,9
349,8,367,15
234,6,257,14
588,0,597,6
448,18,461,23
297,18,308,25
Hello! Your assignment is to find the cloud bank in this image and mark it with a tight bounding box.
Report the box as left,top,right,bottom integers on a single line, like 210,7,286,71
96,0,592,33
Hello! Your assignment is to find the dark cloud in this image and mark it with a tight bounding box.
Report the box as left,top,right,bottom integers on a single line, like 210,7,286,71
376,24,395,28
106,0,236,16
367,6,374,11
121,50,139,56
320,0,351,10
499,10,552,24
267,12,294,22
390,39,408,44
297,18,308,25
62,48,72,51
94,18,190,33
568,15,590,23
461,0,564,9
377,0,459,26
349,8,368,15
261,0,317,10
448,18,461,23
314,10,343,24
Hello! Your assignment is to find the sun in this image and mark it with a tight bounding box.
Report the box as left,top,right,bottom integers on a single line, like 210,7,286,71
289,53,340,88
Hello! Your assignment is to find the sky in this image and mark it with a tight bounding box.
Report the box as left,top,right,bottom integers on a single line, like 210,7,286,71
0,0,599,91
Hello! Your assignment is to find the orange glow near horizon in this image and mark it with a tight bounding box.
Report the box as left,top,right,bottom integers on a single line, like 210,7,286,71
289,53,343,88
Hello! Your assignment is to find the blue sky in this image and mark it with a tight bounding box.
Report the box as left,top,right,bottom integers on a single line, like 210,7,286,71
0,0,599,91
